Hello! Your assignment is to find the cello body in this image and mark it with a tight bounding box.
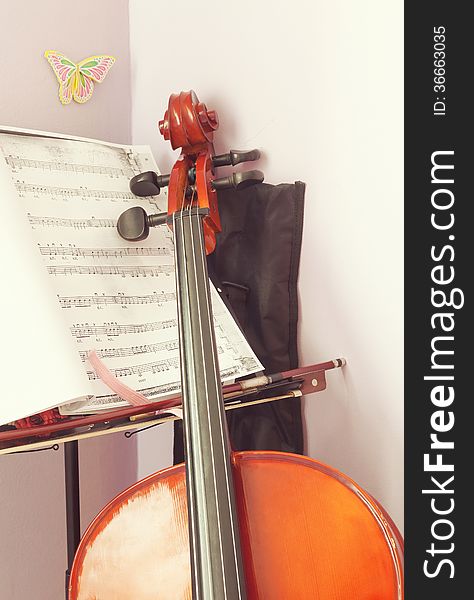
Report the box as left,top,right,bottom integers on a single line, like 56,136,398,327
70,451,403,599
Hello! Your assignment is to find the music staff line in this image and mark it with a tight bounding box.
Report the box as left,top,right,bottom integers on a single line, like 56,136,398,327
59,292,176,309
3,140,132,166
42,144,131,164
87,353,237,382
40,245,171,259
70,319,178,338
87,356,180,380
16,182,138,200
48,264,174,277
79,340,179,361
5,156,135,178
90,363,244,404
28,214,116,229
93,380,181,405
28,215,171,233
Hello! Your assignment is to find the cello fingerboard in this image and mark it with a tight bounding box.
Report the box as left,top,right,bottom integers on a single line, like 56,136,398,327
173,208,247,600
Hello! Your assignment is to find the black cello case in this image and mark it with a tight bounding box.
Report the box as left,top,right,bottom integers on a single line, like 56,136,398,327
173,181,306,462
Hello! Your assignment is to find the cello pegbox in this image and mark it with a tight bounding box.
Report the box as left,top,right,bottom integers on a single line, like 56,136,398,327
121,92,264,253
160,91,222,255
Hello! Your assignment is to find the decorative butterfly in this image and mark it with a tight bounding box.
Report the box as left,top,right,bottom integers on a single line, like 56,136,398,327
44,51,116,105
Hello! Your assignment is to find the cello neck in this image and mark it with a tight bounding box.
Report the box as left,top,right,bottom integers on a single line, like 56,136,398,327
173,206,247,600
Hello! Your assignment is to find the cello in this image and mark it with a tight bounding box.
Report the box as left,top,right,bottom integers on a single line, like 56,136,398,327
69,91,404,599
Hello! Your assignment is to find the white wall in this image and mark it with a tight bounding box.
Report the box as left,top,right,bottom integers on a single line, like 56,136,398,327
0,2,136,598
129,0,403,530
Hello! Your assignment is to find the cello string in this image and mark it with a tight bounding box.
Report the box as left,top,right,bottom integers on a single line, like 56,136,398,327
173,198,201,597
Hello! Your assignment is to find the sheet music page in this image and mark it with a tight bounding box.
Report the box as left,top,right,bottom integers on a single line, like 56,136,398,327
0,145,90,426
0,130,263,418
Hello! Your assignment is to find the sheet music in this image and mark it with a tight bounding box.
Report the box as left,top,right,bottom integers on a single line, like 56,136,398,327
0,130,262,418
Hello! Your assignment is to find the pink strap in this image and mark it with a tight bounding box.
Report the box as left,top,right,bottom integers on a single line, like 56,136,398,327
88,351,151,407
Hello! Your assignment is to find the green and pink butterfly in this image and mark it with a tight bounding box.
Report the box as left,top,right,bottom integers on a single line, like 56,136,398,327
44,51,115,104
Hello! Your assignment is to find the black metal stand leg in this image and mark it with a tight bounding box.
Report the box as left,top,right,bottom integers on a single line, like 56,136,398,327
64,440,80,600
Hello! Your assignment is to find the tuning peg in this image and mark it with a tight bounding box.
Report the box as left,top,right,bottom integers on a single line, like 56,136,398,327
130,171,171,197
212,170,264,191
212,149,261,168
117,206,168,241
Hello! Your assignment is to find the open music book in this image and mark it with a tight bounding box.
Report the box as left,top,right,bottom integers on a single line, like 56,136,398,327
0,127,263,426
